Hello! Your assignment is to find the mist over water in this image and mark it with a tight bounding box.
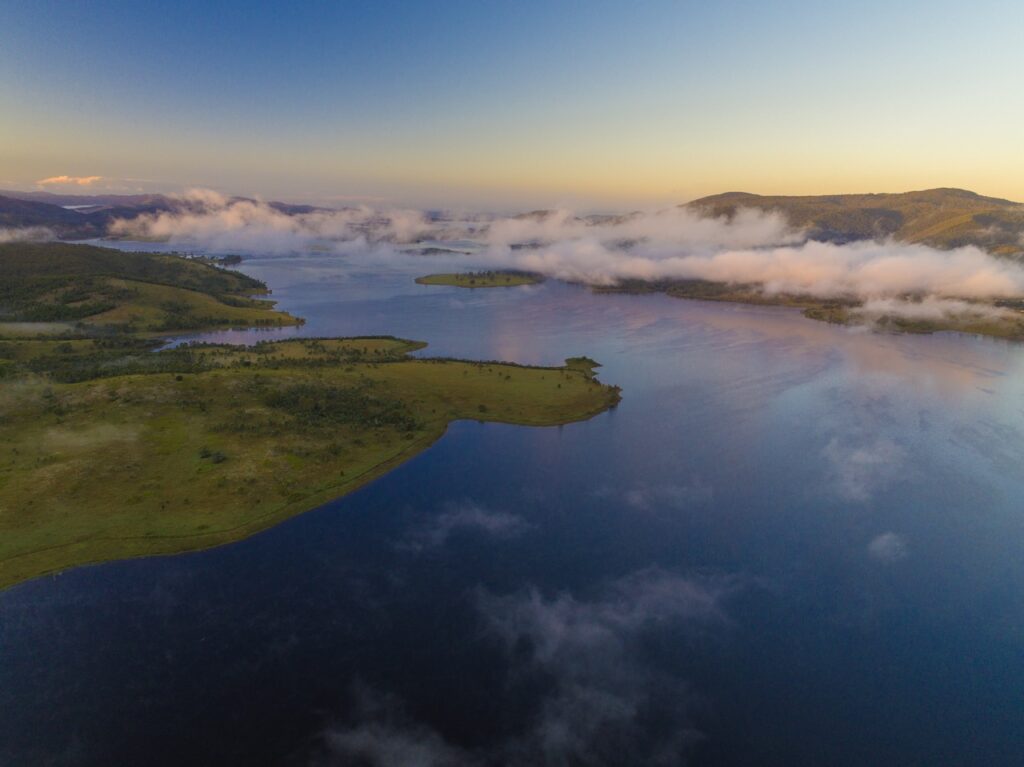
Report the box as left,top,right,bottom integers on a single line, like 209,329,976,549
2,249,1024,765
100,190,1024,322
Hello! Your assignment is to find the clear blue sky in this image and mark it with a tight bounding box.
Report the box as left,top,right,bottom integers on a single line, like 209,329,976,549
2,0,1022,208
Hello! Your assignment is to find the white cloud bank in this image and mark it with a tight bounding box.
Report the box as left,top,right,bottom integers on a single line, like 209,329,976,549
109,189,432,253
107,192,1024,315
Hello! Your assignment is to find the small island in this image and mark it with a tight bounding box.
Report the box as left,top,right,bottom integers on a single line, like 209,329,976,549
0,245,620,589
416,270,543,288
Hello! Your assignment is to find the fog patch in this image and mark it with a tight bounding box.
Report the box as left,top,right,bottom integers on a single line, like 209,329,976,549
0,226,55,243
494,237,1024,301
484,207,799,252
108,189,431,254
105,195,1024,308
853,297,1010,324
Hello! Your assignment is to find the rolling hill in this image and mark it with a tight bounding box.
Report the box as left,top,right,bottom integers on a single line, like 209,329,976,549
686,188,1024,255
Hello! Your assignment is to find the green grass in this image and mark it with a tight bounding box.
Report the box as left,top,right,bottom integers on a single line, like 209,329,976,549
416,271,543,288
0,243,620,588
0,337,621,589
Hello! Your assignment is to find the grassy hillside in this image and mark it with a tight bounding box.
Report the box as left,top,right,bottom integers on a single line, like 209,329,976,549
0,337,621,588
0,242,299,331
687,188,1024,254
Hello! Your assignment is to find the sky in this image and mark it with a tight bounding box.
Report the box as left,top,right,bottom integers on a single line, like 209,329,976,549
2,0,1023,210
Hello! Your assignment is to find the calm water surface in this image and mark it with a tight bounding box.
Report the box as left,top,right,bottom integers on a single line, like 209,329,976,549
2,251,1023,765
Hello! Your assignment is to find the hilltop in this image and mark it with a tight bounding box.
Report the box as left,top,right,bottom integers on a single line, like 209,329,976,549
686,188,1024,255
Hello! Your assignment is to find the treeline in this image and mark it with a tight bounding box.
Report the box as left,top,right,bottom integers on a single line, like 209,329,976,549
263,381,421,433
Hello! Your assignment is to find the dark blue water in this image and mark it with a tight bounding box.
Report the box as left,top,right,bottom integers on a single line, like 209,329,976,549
2,251,1024,765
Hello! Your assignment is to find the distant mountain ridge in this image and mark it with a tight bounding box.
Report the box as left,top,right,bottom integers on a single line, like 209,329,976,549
3,187,1023,255
686,188,1024,255
0,191,335,240
0,190,174,208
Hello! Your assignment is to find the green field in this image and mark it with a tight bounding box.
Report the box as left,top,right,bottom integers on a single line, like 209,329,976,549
416,271,543,288
0,337,620,589
0,244,620,589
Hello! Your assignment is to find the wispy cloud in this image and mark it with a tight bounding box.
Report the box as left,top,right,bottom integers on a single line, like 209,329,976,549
397,500,530,552
823,436,906,502
314,688,475,767
617,480,714,511
312,568,738,766
867,532,908,563
474,568,736,766
36,175,103,187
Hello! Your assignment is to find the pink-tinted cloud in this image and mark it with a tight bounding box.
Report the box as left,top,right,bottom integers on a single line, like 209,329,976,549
36,175,103,187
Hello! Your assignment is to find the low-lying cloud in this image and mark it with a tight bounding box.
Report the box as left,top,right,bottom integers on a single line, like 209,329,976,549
0,226,55,243
108,189,433,253
853,296,1010,323
105,192,1024,317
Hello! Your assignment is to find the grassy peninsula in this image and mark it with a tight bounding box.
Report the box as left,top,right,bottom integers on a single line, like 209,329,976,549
0,246,620,589
416,270,543,288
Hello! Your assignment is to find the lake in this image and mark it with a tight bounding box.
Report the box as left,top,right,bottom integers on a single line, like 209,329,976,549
2,249,1023,765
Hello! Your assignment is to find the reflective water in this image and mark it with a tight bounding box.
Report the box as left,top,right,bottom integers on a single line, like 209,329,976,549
2,252,1023,765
